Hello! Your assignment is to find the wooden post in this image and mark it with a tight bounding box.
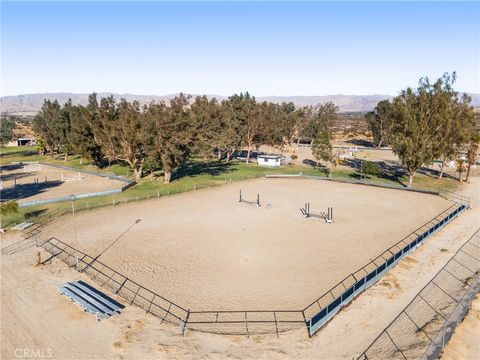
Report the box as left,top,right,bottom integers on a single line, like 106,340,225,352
35,251,41,267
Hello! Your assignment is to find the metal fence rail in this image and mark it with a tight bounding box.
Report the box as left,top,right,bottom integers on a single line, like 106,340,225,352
37,162,134,184
33,189,470,337
303,202,469,337
358,228,480,359
22,208,64,238
38,237,190,331
265,173,448,196
186,310,305,336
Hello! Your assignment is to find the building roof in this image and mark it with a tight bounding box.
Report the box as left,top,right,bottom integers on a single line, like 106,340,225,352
258,154,283,160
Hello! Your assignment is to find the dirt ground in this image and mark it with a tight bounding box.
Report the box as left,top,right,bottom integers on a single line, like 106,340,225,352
0,163,125,204
259,144,479,178
39,178,452,312
441,294,480,360
1,176,478,360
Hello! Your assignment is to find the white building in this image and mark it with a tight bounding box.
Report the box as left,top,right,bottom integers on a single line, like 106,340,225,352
257,154,283,167
7,138,37,147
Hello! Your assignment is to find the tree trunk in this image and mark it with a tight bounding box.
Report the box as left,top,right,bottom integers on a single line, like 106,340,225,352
133,166,143,180
64,153,68,162
164,171,172,184
80,157,83,165
465,164,471,182
217,149,222,161
246,145,252,164
438,161,445,180
225,149,235,162
407,170,416,188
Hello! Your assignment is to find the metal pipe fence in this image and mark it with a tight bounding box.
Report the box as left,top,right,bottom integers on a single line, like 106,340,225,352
22,208,64,238
38,237,190,331
358,228,480,359
265,173,444,196
34,198,469,337
37,162,133,184
303,202,469,337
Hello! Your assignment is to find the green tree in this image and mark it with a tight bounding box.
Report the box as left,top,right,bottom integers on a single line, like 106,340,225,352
366,100,393,147
148,94,193,183
390,73,474,187
0,117,16,146
465,132,480,182
429,79,475,179
299,102,338,143
190,96,224,159
71,94,104,166
362,161,382,177
107,99,152,180
33,99,61,156
96,96,120,166
0,201,19,229
54,99,75,161
216,99,243,162
228,92,265,163
312,130,333,173
261,102,297,147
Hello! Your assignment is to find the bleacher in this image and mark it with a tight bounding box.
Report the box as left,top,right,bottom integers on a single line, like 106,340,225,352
58,280,124,321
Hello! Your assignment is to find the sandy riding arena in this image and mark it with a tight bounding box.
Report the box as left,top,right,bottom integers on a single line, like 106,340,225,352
41,178,453,312
0,163,126,204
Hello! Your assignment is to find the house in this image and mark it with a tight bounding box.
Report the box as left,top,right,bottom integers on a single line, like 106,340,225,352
257,154,283,167
7,138,36,147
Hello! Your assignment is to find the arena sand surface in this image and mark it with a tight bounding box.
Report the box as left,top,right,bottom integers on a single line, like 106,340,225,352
41,178,452,311
0,163,125,203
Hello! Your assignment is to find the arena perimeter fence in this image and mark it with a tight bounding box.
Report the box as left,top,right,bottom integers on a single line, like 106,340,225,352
358,228,480,360
34,191,470,337
12,171,266,212
302,201,468,337
265,174,470,205
14,162,135,208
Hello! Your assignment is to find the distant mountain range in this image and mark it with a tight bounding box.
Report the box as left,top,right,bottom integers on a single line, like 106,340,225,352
1,92,479,116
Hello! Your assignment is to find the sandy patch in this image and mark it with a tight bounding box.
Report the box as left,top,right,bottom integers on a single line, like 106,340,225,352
41,178,451,311
0,163,125,203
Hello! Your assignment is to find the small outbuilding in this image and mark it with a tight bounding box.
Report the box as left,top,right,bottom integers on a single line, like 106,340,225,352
12,138,36,146
257,154,283,167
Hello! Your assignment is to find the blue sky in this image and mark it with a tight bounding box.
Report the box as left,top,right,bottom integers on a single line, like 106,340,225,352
1,1,479,96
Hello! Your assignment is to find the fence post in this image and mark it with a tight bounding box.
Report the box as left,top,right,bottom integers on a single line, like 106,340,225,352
181,309,190,336
273,311,279,338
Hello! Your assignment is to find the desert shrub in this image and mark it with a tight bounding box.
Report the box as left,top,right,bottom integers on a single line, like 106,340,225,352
362,161,382,176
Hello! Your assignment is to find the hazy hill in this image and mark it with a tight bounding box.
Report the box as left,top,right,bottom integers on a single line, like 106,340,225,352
1,92,479,116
